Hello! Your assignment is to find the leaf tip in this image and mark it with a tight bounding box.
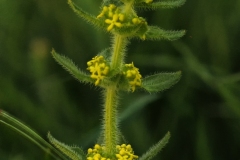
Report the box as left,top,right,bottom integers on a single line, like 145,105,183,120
51,48,55,53
176,70,182,75
166,131,171,138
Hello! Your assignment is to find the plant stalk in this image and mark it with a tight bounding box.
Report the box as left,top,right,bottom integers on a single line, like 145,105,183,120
103,34,127,155
111,34,127,69
103,85,118,155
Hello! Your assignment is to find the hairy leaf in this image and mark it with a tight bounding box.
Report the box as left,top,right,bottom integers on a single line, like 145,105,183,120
102,0,122,6
142,71,181,93
114,19,148,39
68,0,105,29
99,48,112,61
52,50,94,84
136,0,186,10
48,133,85,160
139,132,170,160
145,26,186,41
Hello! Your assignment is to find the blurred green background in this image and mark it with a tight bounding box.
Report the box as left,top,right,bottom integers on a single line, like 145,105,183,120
1,0,240,159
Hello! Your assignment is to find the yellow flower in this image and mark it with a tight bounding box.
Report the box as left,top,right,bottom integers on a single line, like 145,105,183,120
123,62,142,92
97,4,125,31
105,14,123,31
116,144,138,160
87,144,107,160
96,4,116,19
87,56,109,85
97,6,109,18
132,18,141,24
87,144,138,160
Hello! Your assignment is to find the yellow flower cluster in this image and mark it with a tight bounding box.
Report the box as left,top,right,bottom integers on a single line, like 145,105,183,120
97,4,147,32
105,14,124,31
86,55,142,91
123,62,142,92
97,4,124,31
87,144,138,160
87,56,109,85
116,144,138,160
87,144,109,160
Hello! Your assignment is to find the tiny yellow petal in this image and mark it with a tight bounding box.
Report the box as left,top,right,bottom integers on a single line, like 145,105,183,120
107,23,114,31
91,75,97,79
94,153,101,158
87,61,92,66
88,148,93,154
115,22,122,28
108,12,113,17
116,154,122,158
131,70,136,75
132,18,140,24
95,79,100,85
120,150,125,155
94,144,101,149
109,4,116,9
126,144,132,149
99,63,106,68
103,67,109,75
141,34,146,40
103,6,108,12
97,13,103,18
112,14,119,21
119,14,125,21
121,144,126,148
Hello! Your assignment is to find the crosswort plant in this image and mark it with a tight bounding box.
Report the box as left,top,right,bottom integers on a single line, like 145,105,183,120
0,0,186,159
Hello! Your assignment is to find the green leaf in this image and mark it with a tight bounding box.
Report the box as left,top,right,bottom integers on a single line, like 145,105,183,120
67,0,105,29
99,48,112,61
48,133,85,160
102,0,122,6
52,49,94,84
139,132,170,160
145,26,186,41
135,0,186,10
114,19,148,39
142,71,181,93
0,110,68,160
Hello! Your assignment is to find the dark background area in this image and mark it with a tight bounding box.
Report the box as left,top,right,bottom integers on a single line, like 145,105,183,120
1,0,240,159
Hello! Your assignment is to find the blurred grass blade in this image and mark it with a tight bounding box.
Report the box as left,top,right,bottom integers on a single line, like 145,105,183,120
142,71,181,93
196,117,213,160
219,72,240,84
217,84,240,117
139,132,170,160
119,94,158,121
0,109,68,160
172,42,213,83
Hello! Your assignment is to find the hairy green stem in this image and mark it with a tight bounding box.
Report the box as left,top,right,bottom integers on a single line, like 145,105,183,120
103,34,127,155
103,85,118,155
111,35,127,69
